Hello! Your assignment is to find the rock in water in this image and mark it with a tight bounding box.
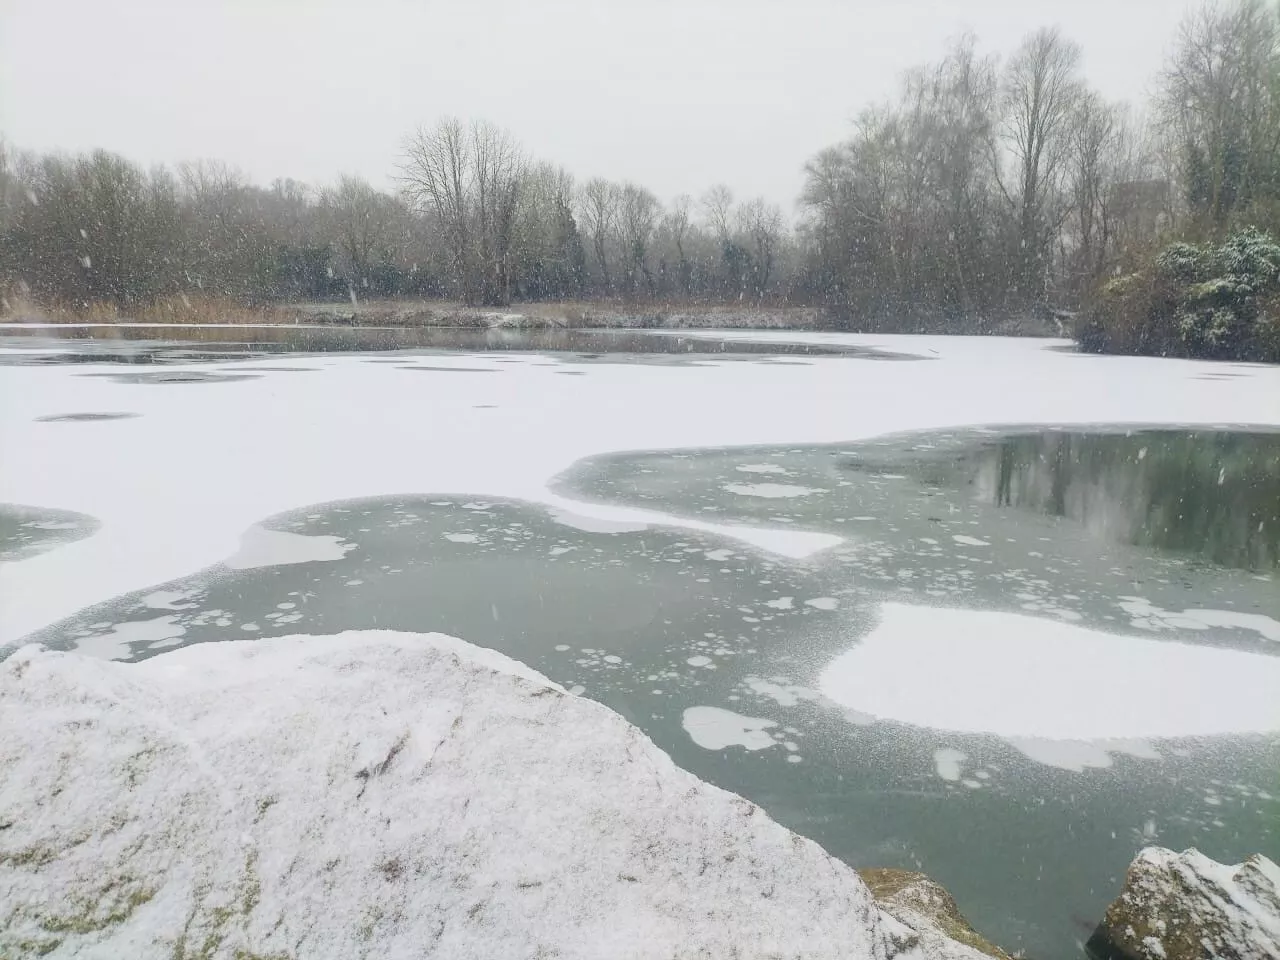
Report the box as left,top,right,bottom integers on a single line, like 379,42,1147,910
858,868,1013,959
0,633,991,960
1087,847,1280,960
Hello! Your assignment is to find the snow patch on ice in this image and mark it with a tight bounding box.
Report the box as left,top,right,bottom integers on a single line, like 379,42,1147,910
682,706,778,751
735,463,789,475
74,615,186,659
819,603,1280,767
224,526,353,570
545,506,650,534
1004,737,1161,773
806,597,840,611
933,748,967,783
1118,596,1280,643
743,677,821,708
723,482,825,499
444,532,481,544
951,535,990,547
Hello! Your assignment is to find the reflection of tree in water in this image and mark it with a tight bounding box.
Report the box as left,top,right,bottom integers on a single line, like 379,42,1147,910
978,431,1280,571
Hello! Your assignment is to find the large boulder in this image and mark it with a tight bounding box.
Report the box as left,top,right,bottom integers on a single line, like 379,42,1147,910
0,633,991,960
1086,847,1280,960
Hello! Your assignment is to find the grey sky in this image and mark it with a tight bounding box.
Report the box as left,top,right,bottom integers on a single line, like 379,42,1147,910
2,0,1186,210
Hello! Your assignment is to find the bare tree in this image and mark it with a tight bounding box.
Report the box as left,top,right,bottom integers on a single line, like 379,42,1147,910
401,117,473,301
579,177,619,293
401,117,526,305
737,198,784,300
664,194,692,297
1066,92,1120,287
701,184,735,242
321,175,397,296
1160,0,1280,224
998,27,1084,299
619,183,659,297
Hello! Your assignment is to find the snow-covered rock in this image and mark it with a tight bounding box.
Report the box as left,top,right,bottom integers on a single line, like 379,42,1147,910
0,632,989,959
1087,847,1280,960
859,869,1012,959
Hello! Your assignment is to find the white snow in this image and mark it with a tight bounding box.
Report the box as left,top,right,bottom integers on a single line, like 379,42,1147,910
0,634,981,958
223,525,353,571
735,463,789,475
819,603,1280,769
764,596,794,610
806,597,841,611
1118,597,1280,643
933,748,967,783
444,532,481,544
682,706,779,751
3,336,1279,645
723,482,825,498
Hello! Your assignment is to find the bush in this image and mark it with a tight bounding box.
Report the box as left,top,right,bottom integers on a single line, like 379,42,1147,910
1080,228,1280,361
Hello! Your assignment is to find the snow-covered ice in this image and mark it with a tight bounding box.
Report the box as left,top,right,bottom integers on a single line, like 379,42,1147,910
0,633,984,958
4,336,1278,644
223,525,353,570
682,705,779,751
933,748,968,783
1118,596,1280,643
820,603,1280,770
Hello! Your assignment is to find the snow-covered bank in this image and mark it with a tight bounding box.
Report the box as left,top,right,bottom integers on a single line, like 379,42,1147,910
0,633,987,959
2,336,1278,644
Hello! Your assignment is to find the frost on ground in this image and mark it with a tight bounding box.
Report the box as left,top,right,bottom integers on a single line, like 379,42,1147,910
1088,847,1280,960
820,603,1280,771
0,633,988,960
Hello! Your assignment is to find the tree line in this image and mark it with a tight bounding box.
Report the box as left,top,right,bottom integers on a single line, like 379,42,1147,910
2,0,1279,333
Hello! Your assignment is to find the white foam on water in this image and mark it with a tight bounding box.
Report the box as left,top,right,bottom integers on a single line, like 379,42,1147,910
819,603,1280,767
223,526,353,571
682,706,778,751
951,535,990,547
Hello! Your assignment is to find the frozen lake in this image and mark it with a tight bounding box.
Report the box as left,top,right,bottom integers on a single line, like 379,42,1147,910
2,327,1278,959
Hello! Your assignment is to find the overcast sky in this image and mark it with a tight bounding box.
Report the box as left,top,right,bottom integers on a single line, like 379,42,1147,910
2,0,1188,210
